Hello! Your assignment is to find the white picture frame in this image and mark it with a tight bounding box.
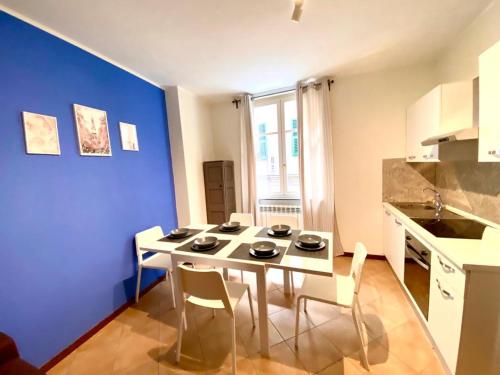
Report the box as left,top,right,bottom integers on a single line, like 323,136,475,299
22,111,61,155
73,104,112,156
119,122,139,151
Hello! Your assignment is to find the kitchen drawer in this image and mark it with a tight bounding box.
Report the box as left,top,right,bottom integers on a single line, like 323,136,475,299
432,251,466,299
428,275,464,373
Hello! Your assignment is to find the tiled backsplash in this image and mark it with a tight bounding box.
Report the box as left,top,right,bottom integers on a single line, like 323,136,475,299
382,158,500,224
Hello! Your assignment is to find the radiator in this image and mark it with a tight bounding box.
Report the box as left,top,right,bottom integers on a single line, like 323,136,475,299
257,204,302,227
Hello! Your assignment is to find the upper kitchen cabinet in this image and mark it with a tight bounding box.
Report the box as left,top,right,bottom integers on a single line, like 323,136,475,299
406,86,441,162
479,40,500,162
406,80,477,163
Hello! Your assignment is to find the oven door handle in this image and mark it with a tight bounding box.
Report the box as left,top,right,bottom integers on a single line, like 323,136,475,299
406,244,430,270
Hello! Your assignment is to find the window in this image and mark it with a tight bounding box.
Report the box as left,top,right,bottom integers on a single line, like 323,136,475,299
253,93,299,199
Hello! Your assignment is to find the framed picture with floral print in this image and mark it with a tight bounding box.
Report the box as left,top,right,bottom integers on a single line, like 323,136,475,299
73,104,112,156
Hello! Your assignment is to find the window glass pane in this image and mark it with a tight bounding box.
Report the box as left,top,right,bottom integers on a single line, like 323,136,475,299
284,100,297,131
254,104,278,133
285,131,300,195
255,133,281,196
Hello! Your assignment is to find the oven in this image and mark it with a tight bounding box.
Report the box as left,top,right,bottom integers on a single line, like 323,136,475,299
404,231,431,320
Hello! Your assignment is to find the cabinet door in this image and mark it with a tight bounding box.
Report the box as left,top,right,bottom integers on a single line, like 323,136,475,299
428,253,464,373
383,209,405,282
383,210,393,266
479,41,500,162
406,87,440,162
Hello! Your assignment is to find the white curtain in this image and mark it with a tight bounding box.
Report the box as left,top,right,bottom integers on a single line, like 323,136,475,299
297,78,344,255
239,94,257,222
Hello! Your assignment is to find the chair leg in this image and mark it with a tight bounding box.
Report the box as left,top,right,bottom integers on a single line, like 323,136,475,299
135,266,142,303
168,271,176,309
352,307,369,370
303,298,307,312
231,317,237,375
240,270,244,282
247,287,256,327
182,309,188,331
176,307,185,363
212,309,216,318
294,297,302,348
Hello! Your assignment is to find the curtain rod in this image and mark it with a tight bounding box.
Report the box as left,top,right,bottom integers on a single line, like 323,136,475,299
251,86,296,100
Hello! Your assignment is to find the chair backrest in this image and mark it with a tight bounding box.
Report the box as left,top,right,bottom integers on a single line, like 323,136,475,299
349,242,368,294
229,212,254,226
177,264,233,316
135,226,164,264
268,215,299,229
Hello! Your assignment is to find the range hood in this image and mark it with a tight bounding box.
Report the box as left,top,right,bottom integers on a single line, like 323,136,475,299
421,127,478,146
421,77,479,147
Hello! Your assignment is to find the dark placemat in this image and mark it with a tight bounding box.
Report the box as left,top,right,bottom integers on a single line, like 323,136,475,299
255,227,302,241
175,239,231,255
158,229,205,243
228,243,287,264
286,238,329,259
205,225,249,236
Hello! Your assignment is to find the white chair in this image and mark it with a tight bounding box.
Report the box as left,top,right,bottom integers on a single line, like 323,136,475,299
229,213,254,281
294,242,369,370
175,265,255,374
269,215,299,293
135,226,176,306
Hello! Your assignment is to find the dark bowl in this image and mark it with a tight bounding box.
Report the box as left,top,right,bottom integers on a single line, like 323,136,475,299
251,241,277,254
270,224,291,235
193,236,218,248
169,228,189,238
297,234,322,248
220,221,241,230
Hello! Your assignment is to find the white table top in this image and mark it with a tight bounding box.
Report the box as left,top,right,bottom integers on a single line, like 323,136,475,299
140,224,333,276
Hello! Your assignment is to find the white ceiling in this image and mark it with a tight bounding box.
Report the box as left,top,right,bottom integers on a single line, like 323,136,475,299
0,0,491,98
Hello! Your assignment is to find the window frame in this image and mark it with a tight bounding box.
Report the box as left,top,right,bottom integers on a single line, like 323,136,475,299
253,92,299,199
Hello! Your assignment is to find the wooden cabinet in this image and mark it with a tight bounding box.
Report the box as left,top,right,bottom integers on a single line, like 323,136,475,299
406,86,441,162
383,209,405,282
428,251,465,374
479,40,500,162
203,160,236,224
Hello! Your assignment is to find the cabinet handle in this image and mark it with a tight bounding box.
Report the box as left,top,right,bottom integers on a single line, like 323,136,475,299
422,154,434,159
384,210,390,216
394,219,402,226
408,156,416,160
488,150,500,156
436,279,454,300
438,255,455,273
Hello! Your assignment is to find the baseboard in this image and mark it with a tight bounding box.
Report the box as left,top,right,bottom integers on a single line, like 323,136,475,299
40,275,164,372
341,252,387,261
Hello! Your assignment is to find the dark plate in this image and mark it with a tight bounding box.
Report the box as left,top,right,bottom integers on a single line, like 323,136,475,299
297,234,322,248
221,221,240,230
249,248,281,259
169,228,190,238
267,228,292,237
191,241,220,251
251,241,277,255
270,224,291,235
295,240,326,251
193,236,218,248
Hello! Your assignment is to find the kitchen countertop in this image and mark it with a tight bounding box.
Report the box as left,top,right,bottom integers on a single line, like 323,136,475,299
383,202,500,272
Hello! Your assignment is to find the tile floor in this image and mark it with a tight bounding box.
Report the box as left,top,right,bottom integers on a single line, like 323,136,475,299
48,257,446,375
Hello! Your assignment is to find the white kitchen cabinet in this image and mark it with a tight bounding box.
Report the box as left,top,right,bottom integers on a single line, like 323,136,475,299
406,86,440,162
479,40,500,162
428,251,465,374
383,209,405,281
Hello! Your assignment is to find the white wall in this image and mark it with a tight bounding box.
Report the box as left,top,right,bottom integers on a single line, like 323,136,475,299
166,86,214,225
210,100,243,211
435,0,500,82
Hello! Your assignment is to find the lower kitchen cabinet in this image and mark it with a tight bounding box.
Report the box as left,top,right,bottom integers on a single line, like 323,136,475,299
383,209,405,281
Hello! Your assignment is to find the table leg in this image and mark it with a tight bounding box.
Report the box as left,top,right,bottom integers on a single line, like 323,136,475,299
172,259,185,351
283,269,291,295
223,268,229,280
256,267,270,357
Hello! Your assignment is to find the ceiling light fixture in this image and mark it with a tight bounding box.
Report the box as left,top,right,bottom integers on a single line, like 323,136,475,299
291,0,304,23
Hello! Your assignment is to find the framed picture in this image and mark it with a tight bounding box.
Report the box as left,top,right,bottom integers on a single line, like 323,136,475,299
22,111,61,155
73,104,112,156
119,122,139,151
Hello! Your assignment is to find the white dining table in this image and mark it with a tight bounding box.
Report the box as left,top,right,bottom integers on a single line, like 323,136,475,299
139,224,334,357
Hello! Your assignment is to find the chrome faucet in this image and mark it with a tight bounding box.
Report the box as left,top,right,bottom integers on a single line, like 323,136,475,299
423,187,443,219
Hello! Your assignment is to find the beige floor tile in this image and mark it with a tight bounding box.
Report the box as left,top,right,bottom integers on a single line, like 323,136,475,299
333,256,352,275
301,299,342,326
112,329,160,374
157,329,205,374
249,342,307,375
236,319,283,357
68,342,118,375
47,351,77,375
286,326,343,373
268,308,314,341
317,313,371,357
317,358,364,375
380,320,438,373
418,354,447,375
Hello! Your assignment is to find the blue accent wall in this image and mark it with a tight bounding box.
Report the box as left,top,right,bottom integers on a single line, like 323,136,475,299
0,11,177,367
